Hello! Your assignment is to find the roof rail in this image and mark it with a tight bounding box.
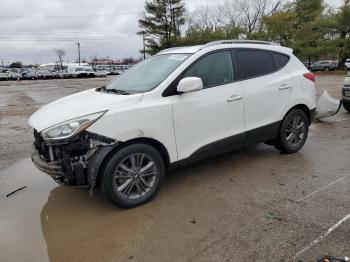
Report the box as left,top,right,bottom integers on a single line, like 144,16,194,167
157,47,183,55
200,40,280,50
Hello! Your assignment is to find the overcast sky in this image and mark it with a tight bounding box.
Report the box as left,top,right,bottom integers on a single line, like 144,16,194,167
0,0,343,65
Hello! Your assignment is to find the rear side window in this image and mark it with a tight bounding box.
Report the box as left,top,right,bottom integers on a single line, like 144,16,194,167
182,51,234,89
271,52,290,70
236,50,276,80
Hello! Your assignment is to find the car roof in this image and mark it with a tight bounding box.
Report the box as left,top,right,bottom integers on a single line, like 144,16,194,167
157,40,293,56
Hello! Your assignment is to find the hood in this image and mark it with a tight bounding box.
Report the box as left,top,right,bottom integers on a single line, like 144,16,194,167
28,88,143,132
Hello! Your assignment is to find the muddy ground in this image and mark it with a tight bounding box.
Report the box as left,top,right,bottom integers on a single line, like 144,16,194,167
0,73,349,261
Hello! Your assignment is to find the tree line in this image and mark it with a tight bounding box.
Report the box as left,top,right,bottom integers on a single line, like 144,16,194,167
138,0,350,67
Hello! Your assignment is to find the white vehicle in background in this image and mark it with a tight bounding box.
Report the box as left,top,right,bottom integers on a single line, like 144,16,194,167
68,64,95,78
345,59,350,70
94,70,109,77
0,72,9,81
343,71,350,112
30,40,322,208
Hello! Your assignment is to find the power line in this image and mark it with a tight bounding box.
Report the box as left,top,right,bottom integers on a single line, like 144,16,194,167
0,29,125,34
0,12,141,19
0,35,142,42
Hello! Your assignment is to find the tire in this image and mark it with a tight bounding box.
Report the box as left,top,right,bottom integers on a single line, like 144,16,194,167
324,67,330,72
275,109,309,154
101,143,164,208
344,101,350,112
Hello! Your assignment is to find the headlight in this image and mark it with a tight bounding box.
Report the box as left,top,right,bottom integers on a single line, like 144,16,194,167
41,111,107,141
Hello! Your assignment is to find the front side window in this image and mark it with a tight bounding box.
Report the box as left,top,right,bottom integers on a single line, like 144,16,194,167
182,51,234,89
106,54,189,94
236,50,276,80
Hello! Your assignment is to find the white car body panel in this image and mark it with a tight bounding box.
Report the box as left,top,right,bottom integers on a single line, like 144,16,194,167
171,82,245,160
345,59,350,69
28,89,144,132
241,67,294,131
29,41,317,165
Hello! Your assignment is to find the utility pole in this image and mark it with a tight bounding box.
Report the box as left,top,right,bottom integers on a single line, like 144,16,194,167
76,42,81,65
142,33,146,60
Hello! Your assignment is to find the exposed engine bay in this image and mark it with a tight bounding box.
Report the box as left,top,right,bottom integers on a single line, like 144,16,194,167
32,130,116,190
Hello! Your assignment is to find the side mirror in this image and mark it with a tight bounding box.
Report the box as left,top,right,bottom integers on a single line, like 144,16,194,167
177,77,203,94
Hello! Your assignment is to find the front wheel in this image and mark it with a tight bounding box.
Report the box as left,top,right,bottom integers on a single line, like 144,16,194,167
101,144,164,208
275,109,309,154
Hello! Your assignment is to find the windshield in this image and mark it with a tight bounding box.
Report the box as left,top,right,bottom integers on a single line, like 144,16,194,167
106,54,190,93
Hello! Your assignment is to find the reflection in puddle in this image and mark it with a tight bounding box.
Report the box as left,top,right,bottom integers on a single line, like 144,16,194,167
0,158,152,262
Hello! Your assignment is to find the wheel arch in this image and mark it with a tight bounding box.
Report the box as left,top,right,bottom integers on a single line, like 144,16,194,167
94,137,171,187
284,104,312,124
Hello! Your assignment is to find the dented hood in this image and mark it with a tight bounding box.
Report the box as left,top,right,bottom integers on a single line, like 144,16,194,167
28,88,143,132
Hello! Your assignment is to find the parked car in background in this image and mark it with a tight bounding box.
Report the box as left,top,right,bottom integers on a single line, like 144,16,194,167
345,59,350,70
7,70,22,80
38,70,54,79
0,72,9,81
22,70,39,80
68,65,95,78
29,40,317,208
95,70,109,77
108,70,121,76
310,60,338,71
343,71,350,112
302,61,313,70
55,70,70,79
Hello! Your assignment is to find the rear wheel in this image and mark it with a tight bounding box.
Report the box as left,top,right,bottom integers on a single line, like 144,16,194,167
275,109,309,154
101,143,164,208
344,101,350,112
324,67,330,72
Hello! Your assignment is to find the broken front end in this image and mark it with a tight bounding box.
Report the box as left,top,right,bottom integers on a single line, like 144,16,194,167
31,130,116,190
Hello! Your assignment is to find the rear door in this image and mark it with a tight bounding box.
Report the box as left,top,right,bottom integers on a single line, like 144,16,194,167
235,49,293,140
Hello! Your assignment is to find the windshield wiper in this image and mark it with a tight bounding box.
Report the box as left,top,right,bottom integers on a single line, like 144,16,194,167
105,89,130,95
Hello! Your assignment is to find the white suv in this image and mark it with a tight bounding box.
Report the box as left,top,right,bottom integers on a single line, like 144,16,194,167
29,40,316,208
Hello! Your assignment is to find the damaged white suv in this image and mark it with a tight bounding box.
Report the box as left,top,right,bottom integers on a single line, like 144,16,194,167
29,40,317,208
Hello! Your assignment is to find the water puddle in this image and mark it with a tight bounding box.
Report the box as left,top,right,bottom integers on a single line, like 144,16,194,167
0,158,152,261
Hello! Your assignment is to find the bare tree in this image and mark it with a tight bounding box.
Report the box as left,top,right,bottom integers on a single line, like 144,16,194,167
220,0,242,27
238,0,282,38
187,5,226,32
53,48,66,70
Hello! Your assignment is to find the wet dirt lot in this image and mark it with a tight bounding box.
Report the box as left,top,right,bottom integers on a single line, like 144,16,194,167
0,73,349,262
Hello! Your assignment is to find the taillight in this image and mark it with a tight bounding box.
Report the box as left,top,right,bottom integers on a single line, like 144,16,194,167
303,72,315,83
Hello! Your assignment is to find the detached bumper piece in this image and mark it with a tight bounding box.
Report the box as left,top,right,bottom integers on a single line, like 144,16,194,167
315,90,342,120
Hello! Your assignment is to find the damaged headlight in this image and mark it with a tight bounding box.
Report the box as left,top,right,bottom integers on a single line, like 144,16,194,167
41,111,107,141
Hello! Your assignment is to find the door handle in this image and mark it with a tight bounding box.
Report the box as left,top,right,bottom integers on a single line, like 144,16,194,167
279,84,291,90
227,95,242,102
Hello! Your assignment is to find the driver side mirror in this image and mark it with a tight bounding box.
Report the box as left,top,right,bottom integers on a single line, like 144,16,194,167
177,77,203,94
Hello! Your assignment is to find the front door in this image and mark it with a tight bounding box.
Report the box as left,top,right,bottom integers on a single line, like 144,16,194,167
171,50,245,160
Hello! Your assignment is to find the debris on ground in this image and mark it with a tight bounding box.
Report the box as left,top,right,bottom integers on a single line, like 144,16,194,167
265,211,283,221
6,186,27,197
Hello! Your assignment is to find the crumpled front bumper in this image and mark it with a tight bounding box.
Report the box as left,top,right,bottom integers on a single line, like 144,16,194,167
31,151,64,177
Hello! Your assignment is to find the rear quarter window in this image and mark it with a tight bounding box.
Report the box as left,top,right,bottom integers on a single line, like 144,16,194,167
271,52,290,70
236,49,276,80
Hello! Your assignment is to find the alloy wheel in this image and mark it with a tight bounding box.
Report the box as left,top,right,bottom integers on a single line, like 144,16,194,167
285,116,306,147
113,153,157,200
